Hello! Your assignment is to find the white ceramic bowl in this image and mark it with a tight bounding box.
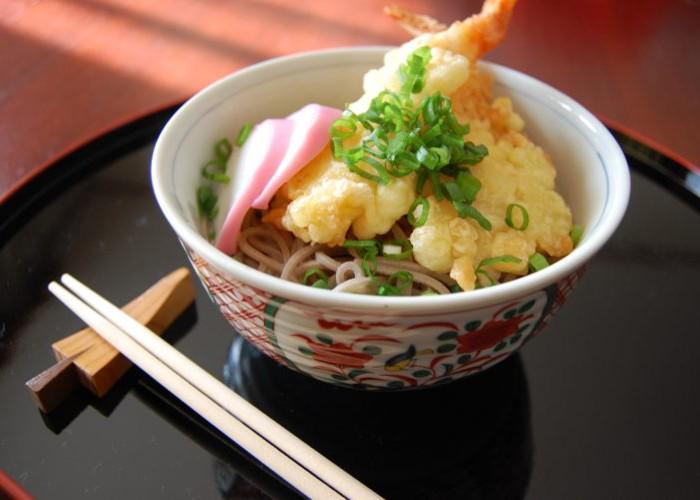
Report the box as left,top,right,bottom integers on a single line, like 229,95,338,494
152,47,629,389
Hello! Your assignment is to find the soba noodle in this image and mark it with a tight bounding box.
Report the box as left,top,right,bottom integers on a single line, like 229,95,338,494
236,213,455,295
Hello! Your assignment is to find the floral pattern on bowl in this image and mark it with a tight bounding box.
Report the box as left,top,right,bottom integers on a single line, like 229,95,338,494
187,244,584,389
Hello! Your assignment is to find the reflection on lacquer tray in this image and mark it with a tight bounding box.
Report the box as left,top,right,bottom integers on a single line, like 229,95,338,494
223,335,533,499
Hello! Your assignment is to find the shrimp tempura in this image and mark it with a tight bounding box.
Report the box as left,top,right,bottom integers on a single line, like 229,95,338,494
386,0,517,62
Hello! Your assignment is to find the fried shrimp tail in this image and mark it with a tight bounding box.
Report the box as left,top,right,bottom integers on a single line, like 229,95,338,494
386,0,517,61
383,5,446,36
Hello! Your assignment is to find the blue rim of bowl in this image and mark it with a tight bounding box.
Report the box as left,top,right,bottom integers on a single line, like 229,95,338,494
151,46,630,315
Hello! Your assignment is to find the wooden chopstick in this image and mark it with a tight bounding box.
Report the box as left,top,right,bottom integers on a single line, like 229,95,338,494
49,277,383,500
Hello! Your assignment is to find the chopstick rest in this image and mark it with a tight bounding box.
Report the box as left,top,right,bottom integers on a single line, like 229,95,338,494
26,268,194,412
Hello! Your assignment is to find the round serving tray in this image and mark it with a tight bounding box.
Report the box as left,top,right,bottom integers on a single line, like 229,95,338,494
1,109,699,499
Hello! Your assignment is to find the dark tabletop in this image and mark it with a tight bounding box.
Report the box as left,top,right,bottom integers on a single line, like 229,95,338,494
0,111,699,499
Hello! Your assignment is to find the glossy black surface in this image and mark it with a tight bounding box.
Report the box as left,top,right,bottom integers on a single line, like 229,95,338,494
1,114,699,499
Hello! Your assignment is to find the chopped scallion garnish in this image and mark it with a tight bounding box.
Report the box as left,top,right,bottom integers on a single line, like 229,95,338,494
415,170,429,195
378,283,401,296
389,271,413,290
505,203,529,231
407,196,429,227
214,138,233,162
342,239,379,249
329,45,490,231
475,270,497,287
477,255,522,270
399,46,431,94
443,180,465,203
474,255,520,288
453,201,492,230
381,240,413,260
456,170,481,204
528,253,549,272
330,118,357,140
571,224,584,246
236,123,253,147
461,142,489,165
303,268,329,289
201,160,230,183
383,244,402,255
343,240,380,278
429,172,444,200
197,185,219,222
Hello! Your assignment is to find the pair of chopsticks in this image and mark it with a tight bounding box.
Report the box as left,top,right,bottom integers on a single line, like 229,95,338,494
49,275,382,500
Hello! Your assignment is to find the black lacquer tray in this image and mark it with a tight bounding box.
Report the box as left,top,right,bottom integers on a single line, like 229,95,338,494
1,108,699,499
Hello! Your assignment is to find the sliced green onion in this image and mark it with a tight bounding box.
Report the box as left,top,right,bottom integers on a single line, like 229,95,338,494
386,132,407,155
453,201,492,230
303,268,329,288
377,283,401,296
389,271,410,285
363,145,386,160
381,240,413,260
236,124,252,147
343,239,379,249
422,122,444,143
450,284,463,293
429,172,444,200
331,138,344,159
417,146,439,170
446,112,469,136
361,245,379,278
475,270,497,288
399,46,432,95
303,267,327,284
571,224,584,246
430,146,450,167
201,161,230,183
330,118,357,140
505,203,529,231
390,270,413,287
363,156,391,183
441,133,464,150
477,255,522,270
456,170,481,204
388,152,420,176
347,163,383,185
343,147,364,164
214,138,233,161
382,244,402,255
415,170,429,195
475,255,521,287
197,185,219,221
421,289,438,296
407,196,429,227
462,142,489,165
443,181,465,202
343,240,379,278
528,253,549,272
327,45,492,239
361,259,376,278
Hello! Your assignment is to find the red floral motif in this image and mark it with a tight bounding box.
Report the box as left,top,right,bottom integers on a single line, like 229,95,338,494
458,307,533,353
292,334,372,369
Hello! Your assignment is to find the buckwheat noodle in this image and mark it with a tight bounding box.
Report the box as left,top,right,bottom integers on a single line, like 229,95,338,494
235,214,455,295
